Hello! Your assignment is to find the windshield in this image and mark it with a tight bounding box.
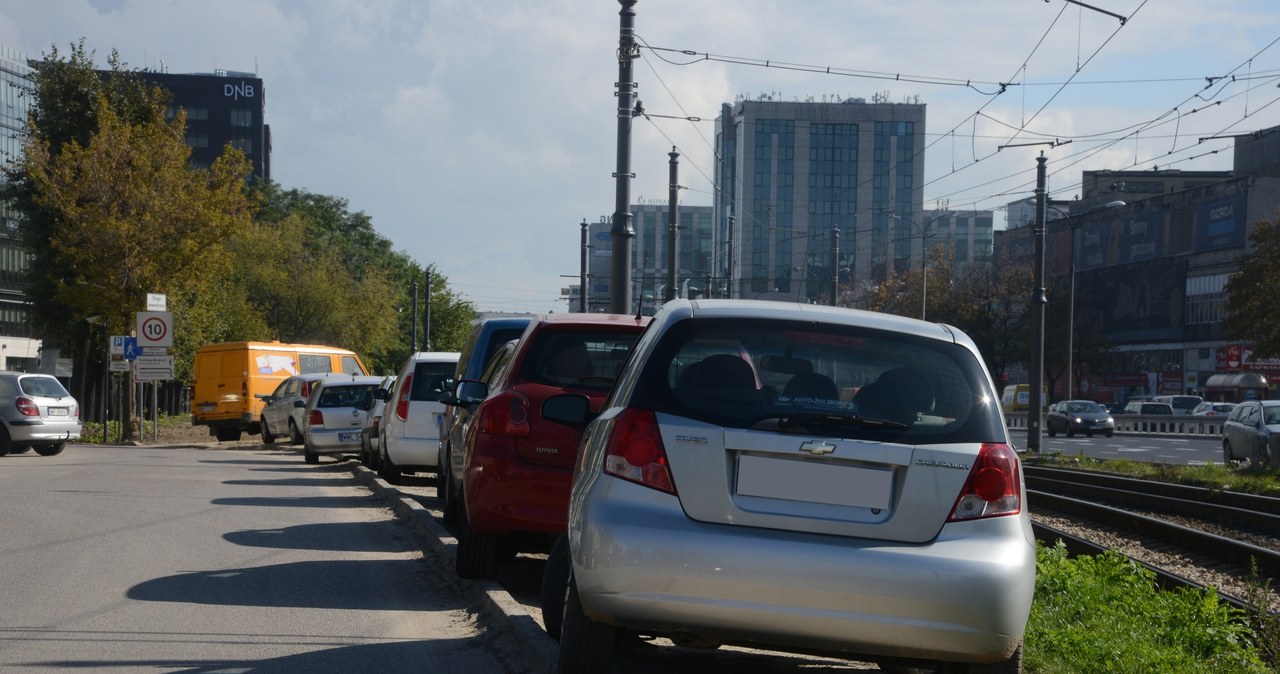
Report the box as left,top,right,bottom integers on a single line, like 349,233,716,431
633,317,1004,444
1067,402,1105,413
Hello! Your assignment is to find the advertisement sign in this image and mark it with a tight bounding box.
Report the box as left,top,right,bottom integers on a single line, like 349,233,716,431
1118,212,1165,264
1195,195,1246,252
1217,344,1280,373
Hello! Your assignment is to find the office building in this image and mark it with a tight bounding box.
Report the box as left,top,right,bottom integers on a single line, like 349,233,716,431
572,204,714,314
133,70,271,181
0,45,42,372
713,96,926,302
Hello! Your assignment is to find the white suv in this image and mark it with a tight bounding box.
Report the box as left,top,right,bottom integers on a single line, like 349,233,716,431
377,351,460,482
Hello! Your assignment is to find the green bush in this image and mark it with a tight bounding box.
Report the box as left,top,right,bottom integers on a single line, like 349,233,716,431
1026,541,1268,673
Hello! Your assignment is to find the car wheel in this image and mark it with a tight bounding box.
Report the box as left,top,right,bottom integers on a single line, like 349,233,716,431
1065,427,1074,438
215,427,242,442
0,426,10,456
558,571,617,674
541,533,571,641
288,420,304,445
34,443,65,457
440,446,460,525
950,643,1023,673
1086,432,1094,438
455,514,500,580
1104,430,1113,438
359,435,371,467
377,446,402,483
9,444,31,454
1250,442,1271,471
303,443,319,465
260,417,275,444
1047,425,1056,438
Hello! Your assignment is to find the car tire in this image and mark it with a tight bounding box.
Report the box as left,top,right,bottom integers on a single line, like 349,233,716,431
288,420,304,445
558,571,617,674
1250,442,1271,471
260,417,275,444
34,443,65,457
541,533,571,641
215,427,242,442
377,446,402,484
1223,439,1236,464
9,444,31,454
0,426,11,456
303,444,319,464
1065,427,1074,438
440,445,460,525
1104,430,1113,438
949,643,1023,674
455,514,500,580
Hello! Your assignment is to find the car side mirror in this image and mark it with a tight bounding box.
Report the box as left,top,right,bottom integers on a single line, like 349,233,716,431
542,394,596,427
455,380,488,405
255,394,272,402
293,400,306,408
440,390,460,406
373,388,389,401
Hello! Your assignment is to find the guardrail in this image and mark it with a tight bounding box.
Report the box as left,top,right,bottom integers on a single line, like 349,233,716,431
1004,412,1227,437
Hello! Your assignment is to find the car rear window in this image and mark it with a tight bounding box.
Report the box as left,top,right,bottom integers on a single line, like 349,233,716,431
19,376,71,398
317,384,378,408
631,317,1004,444
410,362,456,402
521,330,642,391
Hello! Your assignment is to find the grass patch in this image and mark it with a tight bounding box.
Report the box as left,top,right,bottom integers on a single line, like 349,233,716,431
1025,452,1280,498
1027,541,1270,673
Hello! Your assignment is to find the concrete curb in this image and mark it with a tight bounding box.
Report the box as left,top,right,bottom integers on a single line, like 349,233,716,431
347,465,559,674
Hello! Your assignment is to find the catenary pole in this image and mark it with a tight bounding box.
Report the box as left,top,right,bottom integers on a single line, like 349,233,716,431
666,147,679,302
1028,153,1048,453
610,0,638,313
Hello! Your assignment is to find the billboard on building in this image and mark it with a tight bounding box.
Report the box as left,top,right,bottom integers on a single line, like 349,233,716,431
1195,194,1247,252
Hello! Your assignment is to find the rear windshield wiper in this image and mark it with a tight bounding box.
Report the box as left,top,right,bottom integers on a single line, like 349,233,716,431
775,412,911,431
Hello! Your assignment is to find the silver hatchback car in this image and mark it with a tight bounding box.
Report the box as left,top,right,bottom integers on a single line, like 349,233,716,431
0,372,82,456
542,300,1034,673
299,375,385,464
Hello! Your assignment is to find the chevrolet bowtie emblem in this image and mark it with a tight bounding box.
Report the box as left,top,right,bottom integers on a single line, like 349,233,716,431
799,440,836,455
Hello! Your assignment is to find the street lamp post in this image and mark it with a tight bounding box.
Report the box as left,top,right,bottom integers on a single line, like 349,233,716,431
1048,200,1125,399
1028,154,1048,453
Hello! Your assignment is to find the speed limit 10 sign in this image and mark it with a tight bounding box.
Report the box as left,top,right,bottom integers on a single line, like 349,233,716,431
136,311,174,348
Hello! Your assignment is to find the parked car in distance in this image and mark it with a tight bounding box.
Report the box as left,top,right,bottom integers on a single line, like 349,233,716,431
1221,399,1280,468
299,375,385,464
257,373,339,445
999,383,1048,413
1152,394,1203,415
1191,401,1236,417
1122,400,1174,416
438,316,532,523
451,312,649,580
378,352,461,482
0,372,82,456
1046,400,1115,438
359,375,396,467
540,299,1033,673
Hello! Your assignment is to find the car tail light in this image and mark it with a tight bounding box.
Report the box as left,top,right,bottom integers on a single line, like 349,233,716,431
15,397,39,417
309,410,324,426
947,443,1021,522
395,374,413,421
476,391,530,438
603,408,675,495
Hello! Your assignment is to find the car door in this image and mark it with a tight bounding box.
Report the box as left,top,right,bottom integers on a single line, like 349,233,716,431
262,377,297,435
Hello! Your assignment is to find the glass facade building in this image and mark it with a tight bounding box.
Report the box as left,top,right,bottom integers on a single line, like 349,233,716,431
713,98,929,302
0,45,41,371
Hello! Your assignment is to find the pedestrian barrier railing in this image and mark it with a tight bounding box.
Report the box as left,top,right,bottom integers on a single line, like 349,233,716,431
1004,412,1227,437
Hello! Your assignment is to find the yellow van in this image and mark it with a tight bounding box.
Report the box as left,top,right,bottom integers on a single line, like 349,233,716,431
191,342,368,441
1000,383,1049,413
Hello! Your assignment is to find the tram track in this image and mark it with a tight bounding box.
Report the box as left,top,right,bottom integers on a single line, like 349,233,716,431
1024,465,1280,615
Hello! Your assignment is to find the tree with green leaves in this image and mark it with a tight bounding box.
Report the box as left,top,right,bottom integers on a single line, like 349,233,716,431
1224,215,1280,359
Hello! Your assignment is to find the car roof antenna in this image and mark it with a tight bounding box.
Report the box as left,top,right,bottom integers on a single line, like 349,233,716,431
635,299,644,321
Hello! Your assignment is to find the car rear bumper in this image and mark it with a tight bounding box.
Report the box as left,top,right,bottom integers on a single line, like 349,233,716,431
570,478,1034,665
305,429,363,455
7,420,83,443
384,436,439,468
464,449,572,534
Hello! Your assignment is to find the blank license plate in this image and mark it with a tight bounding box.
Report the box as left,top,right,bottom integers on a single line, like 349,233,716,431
48,407,69,416
339,432,361,443
737,455,892,510
198,404,217,412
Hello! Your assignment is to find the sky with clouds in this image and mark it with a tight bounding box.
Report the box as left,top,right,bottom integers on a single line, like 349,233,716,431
4,1,1280,313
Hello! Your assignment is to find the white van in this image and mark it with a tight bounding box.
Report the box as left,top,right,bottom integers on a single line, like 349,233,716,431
376,351,460,483
1152,394,1203,415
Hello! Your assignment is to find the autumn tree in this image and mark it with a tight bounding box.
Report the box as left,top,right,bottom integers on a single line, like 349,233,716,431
1224,215,1280,359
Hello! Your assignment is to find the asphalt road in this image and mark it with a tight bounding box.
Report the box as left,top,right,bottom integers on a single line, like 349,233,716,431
0,443,527,673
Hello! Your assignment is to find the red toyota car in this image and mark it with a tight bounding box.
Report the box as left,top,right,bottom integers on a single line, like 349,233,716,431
449,312,650,579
